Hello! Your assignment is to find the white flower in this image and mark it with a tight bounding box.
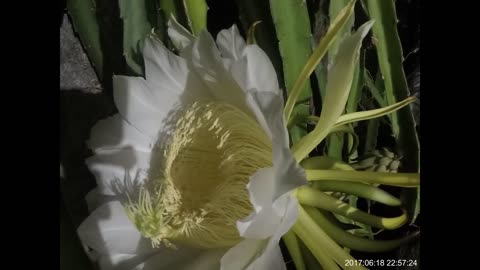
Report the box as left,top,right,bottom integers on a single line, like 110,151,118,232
78,18,307,270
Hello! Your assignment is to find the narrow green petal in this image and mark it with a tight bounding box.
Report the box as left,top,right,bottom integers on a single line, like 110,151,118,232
296,186,407,230
329,125,359,157
312,181,402,206
293,205,367,270
334,96,415,127
305,169,420,187
291,20,374,162
300,156,355,171
305,206,419,252
282,230,306,270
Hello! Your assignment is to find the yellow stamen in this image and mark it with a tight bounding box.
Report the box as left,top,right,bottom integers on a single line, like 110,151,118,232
125,101,273,249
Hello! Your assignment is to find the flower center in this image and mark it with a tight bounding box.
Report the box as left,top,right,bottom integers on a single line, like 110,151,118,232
125,101,272,248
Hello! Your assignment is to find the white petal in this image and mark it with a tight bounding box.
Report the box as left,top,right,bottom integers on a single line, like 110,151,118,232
113,76,172,139
245,244,286,270
86,148,150,196
230,45,280,94
188,31,254,117
77,201,155,256
216,25,246,61
143,37,188,94
167,16,194,52
271,193,300,242
249,91,307,195
88,114,153,153
236,91,305,238
224,195,298,269
85,188,118,213
237,168,301,240
97,253,153,270
237,168,281,239
220,239,268,270
132,247,227,270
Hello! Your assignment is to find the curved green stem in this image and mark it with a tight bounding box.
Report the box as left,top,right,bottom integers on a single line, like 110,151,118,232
312,181,401,206
293,205,367,270
305,206,419,252
329,125,359,157
300,156,355,171
296,186,407,230
66,0,103,79
305,169,420,187
282,230,306,270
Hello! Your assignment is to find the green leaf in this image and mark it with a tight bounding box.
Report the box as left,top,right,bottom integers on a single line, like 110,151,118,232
283,0,356,122
183,0,208,35
366,0,420,222
269,0,317,146
364,118,380,154
119,0,156,76
364,69,387,108
270,0,326,146
66,0,103,79
290,105,310,144
158,0,190,45
328,0,355,62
